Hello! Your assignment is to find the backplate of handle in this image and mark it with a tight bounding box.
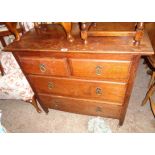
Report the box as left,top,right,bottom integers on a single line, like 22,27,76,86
39,64,46,72
48,82,54,89
96,107,102,112
96,65,102,75
96,87,102,95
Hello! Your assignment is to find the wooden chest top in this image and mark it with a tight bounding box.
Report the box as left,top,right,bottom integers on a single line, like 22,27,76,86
3,27,154,55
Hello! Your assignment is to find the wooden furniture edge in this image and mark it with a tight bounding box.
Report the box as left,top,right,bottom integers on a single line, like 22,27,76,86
119,55,140,125
12,52,49,113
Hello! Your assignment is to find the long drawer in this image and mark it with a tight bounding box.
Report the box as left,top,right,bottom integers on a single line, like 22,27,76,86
38,93,122,118
29,75,127,104
19,57,70,76
69,58,131,82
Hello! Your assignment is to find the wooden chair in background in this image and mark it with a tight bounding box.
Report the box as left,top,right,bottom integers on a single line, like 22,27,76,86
142,55,155,116
142,23,155,116
80,22,144,45
34,22,74,42
0,22,24,41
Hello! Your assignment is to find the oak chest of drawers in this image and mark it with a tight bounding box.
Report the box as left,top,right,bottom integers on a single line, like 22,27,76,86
4,26,154,125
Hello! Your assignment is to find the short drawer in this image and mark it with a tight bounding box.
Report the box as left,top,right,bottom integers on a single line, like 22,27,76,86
29,75,127,104
69,59,131,82
38,94,122,118
19,57,70,76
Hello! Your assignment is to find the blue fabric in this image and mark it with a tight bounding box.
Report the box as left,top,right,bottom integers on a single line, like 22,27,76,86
0,125,6,133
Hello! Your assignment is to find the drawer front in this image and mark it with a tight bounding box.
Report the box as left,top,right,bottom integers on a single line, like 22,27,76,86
29,75,126,104
69,59,131,82
19,57,70,76
38,94,121,118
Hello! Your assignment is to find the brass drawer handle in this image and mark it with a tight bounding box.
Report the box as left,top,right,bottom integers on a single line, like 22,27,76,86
96,87,102,95
54,100,61,107
96,65,102,75
54,104,58,108
39,64,46,72
96,107,102,112
48,82,54,89
53,100,62,108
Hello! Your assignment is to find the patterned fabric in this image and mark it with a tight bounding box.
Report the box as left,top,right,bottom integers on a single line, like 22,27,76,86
0,23,34,100
21,22,34,32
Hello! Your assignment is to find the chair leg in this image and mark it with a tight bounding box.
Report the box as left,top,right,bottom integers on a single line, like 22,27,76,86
142,83,155,106
149,97,155,116
31,96,42,113
148,71,155,88
26,96,42,113
81,22,89,44
133,22,144,46
5,22,20,41
0,62,4,76
60,22,74,43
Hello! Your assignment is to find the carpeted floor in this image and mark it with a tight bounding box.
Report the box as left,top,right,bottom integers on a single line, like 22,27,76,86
0,59,155,132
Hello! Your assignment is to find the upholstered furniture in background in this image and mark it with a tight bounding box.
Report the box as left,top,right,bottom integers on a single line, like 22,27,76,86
0,23,41,112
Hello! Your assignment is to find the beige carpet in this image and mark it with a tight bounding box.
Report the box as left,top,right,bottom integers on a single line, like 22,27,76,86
0,59,155,132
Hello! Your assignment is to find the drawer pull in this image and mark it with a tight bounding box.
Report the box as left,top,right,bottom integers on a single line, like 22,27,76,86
39,64,46,72
96,107,102,112
48,82,54,89
54,100,62,108
96,87,102,95
96,65,102,75
54,104,58,108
